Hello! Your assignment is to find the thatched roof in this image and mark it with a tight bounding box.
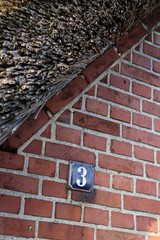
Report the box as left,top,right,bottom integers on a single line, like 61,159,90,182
0,0,160,145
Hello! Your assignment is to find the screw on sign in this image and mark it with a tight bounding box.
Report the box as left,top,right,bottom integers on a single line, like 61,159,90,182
68,161,94,193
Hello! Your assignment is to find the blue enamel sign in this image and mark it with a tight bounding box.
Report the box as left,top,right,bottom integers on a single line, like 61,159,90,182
68,161,94,192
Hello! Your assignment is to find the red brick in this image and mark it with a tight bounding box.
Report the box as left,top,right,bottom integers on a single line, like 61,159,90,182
110,139,132,157
153,61,160,73
24,139,42,155
148,236,160,240
143,6,160,28
112,212,134,230
83,132,106,151
146,164,160,180
41,125,51,138
28,157,56,177
72,189,121,208
136,179,156,196
121,63,160,87
99,154,143,176
43,180,67,199
116,23,147,54
124,195,160,214
45,76,88,115
133,52,151,69
98,85,140,110
72,97,82,109
110,74,130,91
124,53,131,62
110,105,131,123
0,151,24,170
85,86,96,96
113,175,133,192
143,42,160,59
154,33,160,45
84,207,109,225
157,151,160,164
0,172,38,194
57,110,71,124
73,112,120,136
56,203,81,221
45,142,95,165
86,98,108,116
82,47,118,83
123,126,160,148
0,195,21,214
0,217,35,238
132,82,151,99
94,170,110,188
25,198,53,217
153,89,160,102
56,125,81,145
133,113,152,129
59,163,69,180
3,110,49,149
154,119,160,132
112,63,119,72
97,229,145,240
134,146,154,162
38,222,94,240
143,100,160,117
137,216,157,232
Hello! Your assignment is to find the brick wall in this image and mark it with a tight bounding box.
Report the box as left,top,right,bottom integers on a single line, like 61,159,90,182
0,11,160,240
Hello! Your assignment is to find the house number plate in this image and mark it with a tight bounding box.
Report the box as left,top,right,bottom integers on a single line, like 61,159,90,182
68,161,94,192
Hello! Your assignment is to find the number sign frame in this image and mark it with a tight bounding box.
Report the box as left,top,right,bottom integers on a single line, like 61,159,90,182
68,160,94,193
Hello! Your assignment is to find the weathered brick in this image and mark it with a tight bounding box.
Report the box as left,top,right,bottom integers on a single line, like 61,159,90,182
134,146,154,162
136,179,156,196
38,222,94,240
113,175,133,192
110,74,130,91
45,76,88,115
153,89,160,102
133,52,151,69
45,142,96,165
23,139,42,155
56,203,81,221
83,132,106,151
132,82,151,99
0,195,21,214
124,195,160,214
123,126,160,148
28,157,56,177
43,180,67,199
40,125,51,138
94,170,110,188
133,113,152,129
99,154,143,176
154,119,160,132
84,207,109,225
0,151,24,170
57,110,71,124
153,61,160,73
86,98,108,116
0,172,38,194
136,216,157,232
82,47,118,83
110,139,132,157
156,151,160,164
110,105,131,123
25,198,53,217
112,212,134,229
97,85,140,110
56,125,81,145
0,217,35,238
72,189,121,208
146,164,160,180
143,100,160,117
97,229,145,240
73,112,120,136
121,63,160,87
72,97,82,109
143,42,160,59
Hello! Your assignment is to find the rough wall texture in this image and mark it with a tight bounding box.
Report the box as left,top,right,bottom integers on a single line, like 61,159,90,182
0,13,160,240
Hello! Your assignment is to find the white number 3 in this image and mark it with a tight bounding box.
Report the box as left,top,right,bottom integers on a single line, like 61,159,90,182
76,167,87,187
